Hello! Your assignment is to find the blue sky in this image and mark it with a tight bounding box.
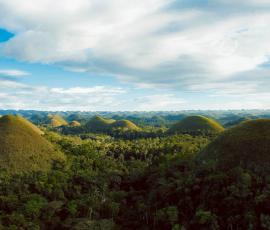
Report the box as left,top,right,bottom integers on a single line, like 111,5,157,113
0,29,14,42
0,0,270,111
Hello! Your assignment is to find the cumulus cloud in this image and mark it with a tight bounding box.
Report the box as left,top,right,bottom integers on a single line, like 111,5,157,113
0,0,270,108
0,78,190,111
0,69,29,77
0,79,126,110
50,86,125,95
135,94,187,111
0,77,267,111
0,79,31,89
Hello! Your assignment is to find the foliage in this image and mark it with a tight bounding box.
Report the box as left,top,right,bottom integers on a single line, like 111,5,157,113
1,115,270,229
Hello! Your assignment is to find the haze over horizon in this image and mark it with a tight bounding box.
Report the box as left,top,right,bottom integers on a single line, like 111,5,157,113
0,0,270,111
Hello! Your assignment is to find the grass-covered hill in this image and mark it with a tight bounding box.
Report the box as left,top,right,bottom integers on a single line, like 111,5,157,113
85,115,115,132
85,115,140,132
66,113,83,122
46,114,68,127
198,119,270,173
224,117,252,128
69,120,81,127
110,119,140,131
168,115,224,135
0,115,65,174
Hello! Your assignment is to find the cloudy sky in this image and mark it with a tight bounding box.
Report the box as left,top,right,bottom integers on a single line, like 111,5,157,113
0,0,270,111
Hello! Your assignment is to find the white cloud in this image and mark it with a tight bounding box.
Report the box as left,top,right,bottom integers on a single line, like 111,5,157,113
0,78,189,111
0,79,126,110
0,79,30,89
135,94,187,111
0,69,29,76
0,77,269,110
0,0,270,109
50,86,125,95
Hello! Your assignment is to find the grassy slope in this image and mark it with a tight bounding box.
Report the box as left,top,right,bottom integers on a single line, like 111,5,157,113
70,120,81,127
85,116,140,132
224,117,251,128
199,119,270,172
110,120,140,131
0,115,65,174
85,116,115,132
168,115,224,134
47,115,68,127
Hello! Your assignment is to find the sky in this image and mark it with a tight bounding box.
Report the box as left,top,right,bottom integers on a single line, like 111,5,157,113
0,0,270,111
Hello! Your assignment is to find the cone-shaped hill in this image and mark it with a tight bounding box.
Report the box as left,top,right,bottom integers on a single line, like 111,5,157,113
168,115,224,135
85,116,115,132
70,120,81,127
198,119,270,173
0,115,65,174
110,120,140,131
85,116,140,132
46,115,68,127
224,117,252,128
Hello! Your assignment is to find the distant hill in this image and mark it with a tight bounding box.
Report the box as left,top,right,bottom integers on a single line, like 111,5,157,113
224,117,252,128
110,119,140,131
168,115,224,135
85,116,115,132
29,114,46,125
198,119,270,173
85,116,140,132
0,115,65,174
70,120,81,127
46,115,68,127
66,113,83,122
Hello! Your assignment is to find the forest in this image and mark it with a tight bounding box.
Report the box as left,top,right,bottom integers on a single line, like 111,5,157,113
0,111,270,229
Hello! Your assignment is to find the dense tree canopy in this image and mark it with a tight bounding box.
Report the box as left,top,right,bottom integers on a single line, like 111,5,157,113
0,114,270,229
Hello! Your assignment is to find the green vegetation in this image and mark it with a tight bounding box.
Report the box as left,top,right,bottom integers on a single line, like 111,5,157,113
1,112,270,229
46,114,68,127
168,115,224,135
199,119,270,173
0,129,208,229
0,115,65,174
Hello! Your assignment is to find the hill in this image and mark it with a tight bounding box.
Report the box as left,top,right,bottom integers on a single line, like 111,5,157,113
224,117,252,128
66,113,83,122
85,116,140,132
30,114,46,125
168,115,224,135
0,115,65,174
198,119,270,172
110,119,140,131
70,120,81,127
85,116,115,132
13,115,44,135
46,114,68,127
